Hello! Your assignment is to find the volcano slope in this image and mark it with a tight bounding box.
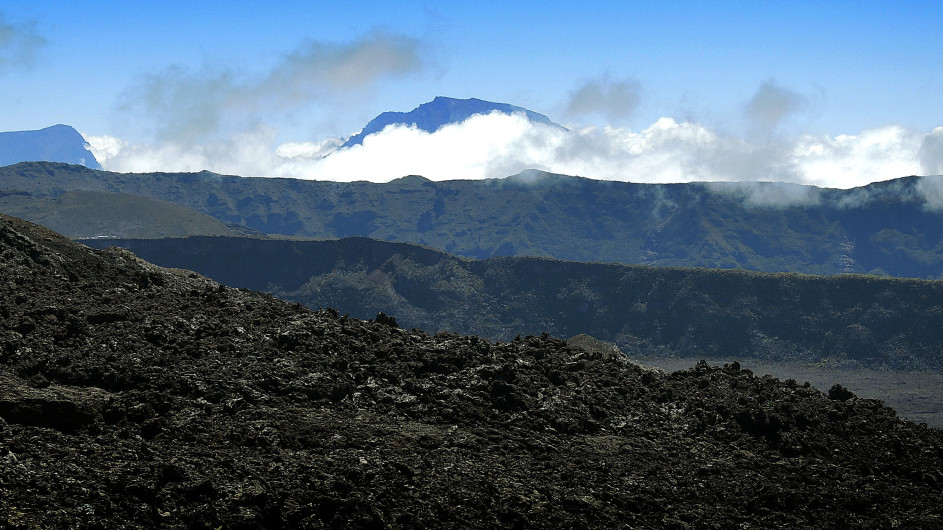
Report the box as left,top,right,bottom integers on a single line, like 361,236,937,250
1,213,942,529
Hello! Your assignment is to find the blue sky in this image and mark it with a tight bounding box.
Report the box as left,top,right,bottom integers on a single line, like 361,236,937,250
2,1,942,185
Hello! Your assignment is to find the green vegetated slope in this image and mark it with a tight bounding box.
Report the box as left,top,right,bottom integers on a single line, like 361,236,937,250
84,236,943,371
7,161,943,277
0,189,250,238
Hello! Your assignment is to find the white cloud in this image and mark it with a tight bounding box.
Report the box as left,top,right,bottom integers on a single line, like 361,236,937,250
83,134,125,162
88,127,284,176
919,126,943,175
913,128,943,209
87,113,938,202
704,180,822,208
275,138,343,159
786,126,923,188
299,112,547,180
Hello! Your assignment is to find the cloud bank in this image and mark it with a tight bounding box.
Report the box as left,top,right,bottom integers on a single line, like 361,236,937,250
87,112,939,193
88,42,942,199
0,12,46,72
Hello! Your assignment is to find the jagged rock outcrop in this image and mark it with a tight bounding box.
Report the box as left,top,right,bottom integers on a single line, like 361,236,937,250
1,212,942,528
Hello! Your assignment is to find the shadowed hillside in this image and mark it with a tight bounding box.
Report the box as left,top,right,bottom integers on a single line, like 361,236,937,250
6,161,943,277
0,189,255,238
85,235,943,371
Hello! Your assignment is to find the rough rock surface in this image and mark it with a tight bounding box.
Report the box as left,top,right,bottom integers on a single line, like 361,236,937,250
1,212,942,529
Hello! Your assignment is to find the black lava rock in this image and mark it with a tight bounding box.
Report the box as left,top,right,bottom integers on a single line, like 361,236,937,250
1,212,942,528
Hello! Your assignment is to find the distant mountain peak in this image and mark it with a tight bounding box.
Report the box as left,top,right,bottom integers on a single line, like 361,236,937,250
341,96,566,148
0,124,102,170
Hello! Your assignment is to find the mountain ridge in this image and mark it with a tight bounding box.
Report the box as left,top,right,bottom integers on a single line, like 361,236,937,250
82,234,943,372
4,162,943,277
0,189,255,239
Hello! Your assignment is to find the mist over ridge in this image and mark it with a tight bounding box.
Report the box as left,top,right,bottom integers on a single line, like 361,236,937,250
81,95,943,188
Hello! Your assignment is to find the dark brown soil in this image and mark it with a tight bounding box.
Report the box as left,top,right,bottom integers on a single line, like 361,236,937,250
2,212,942,529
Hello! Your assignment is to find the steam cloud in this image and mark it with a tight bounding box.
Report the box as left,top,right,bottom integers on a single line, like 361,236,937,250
919,127,943,175
0,12,47,71
914,127,943,209
118,31,427,143
565,76,641,122
744,80,807,135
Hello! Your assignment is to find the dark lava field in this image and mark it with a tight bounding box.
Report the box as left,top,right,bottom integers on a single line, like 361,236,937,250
1,211,942,528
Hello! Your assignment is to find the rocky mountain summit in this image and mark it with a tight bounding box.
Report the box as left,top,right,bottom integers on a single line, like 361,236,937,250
1,212,942,528
341,96,565,148
0,125,101,170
